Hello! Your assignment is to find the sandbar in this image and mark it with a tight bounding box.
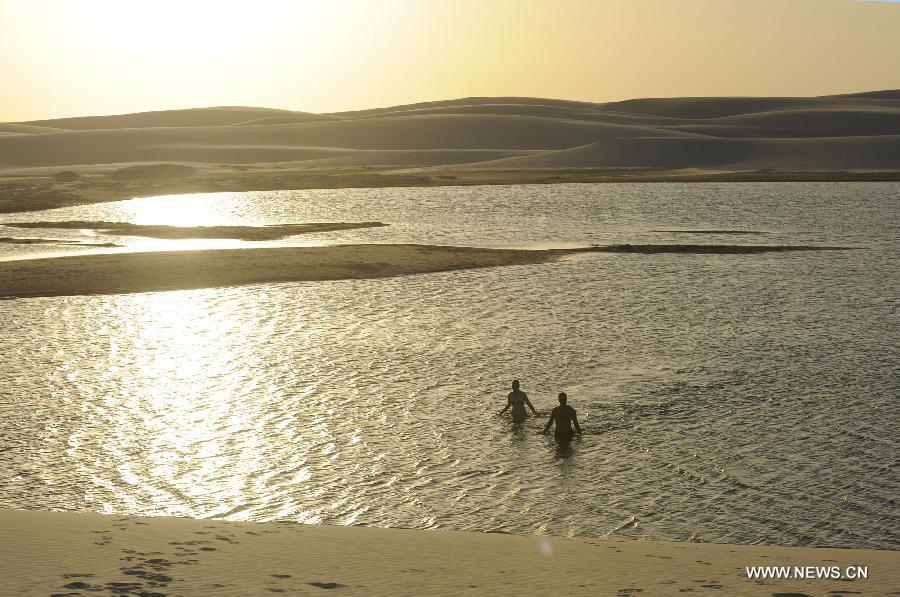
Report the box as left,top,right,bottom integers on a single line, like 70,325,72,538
0,244,558,299
0,243,859,299
5,220,386,241
0,236,119,247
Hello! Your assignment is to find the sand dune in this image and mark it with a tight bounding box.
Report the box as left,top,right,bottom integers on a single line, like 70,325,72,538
326,96,602,118
837,89,900,99
602,94,898,119
0,123,67,134
712,108,900,137
338,102,689,127
19,106,295,131
468,135,900,170
1,90,899,176
0,115,698,169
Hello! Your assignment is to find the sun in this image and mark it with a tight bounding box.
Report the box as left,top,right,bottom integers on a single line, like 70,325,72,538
61,1,297,59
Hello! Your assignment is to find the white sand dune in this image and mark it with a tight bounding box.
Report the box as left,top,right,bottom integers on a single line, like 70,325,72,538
335,102,690,126
327,95,603,118
602,93,898,119
286,148,541,167
0,114,698,169
19,106,296,131
2,90,899,173
459,135,900,170
711,107,900,137
0,123,68,134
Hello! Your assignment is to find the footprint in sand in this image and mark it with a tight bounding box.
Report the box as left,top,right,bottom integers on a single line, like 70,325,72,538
120,567,173,584
215,534,239,544
309,581,346,589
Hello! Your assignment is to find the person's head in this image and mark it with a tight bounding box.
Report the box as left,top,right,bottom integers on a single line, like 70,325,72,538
558,392,568,405
512,379,520,390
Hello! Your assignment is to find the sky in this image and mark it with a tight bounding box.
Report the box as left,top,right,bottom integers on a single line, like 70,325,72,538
1,0,899,122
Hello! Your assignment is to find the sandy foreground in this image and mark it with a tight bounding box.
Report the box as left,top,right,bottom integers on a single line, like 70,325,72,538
1,509,897,596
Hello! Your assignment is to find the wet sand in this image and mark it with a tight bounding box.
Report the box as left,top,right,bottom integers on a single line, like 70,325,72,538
5,221,386,241
0,236,119,247
2,509,896,596
0,244,559,299
0,243,857,299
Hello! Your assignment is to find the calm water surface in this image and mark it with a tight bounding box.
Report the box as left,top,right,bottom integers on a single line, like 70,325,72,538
0,183,897,549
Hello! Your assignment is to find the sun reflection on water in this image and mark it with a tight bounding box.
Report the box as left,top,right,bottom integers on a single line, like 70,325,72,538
117,192,249,227
96,289,279,517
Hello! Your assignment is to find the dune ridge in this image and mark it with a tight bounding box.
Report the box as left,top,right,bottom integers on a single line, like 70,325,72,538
1,91,899,212
1,91,898,173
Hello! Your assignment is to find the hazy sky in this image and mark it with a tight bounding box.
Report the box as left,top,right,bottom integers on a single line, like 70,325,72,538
1,0,899,121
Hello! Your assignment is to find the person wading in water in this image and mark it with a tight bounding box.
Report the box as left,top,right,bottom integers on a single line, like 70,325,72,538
542,392,582,443
498,379,537,427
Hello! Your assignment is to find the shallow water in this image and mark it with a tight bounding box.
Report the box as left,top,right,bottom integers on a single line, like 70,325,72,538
0,182,897,548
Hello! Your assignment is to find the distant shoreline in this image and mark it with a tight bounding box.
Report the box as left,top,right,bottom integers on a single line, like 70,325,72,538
2,166,900,214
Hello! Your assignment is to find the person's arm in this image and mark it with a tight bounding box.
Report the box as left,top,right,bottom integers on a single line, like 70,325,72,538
542,410,555,434
499,395,511,416
524,394,537,415
573,409,582,435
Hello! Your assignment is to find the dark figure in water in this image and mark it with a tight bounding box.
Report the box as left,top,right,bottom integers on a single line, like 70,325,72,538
499,379,537,426
542,392,582,443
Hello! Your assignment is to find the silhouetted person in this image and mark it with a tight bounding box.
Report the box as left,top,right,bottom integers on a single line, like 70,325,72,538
498,379,537,426
542,392,582,443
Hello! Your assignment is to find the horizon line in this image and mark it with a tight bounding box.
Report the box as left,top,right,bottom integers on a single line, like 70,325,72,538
7,86,900,125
